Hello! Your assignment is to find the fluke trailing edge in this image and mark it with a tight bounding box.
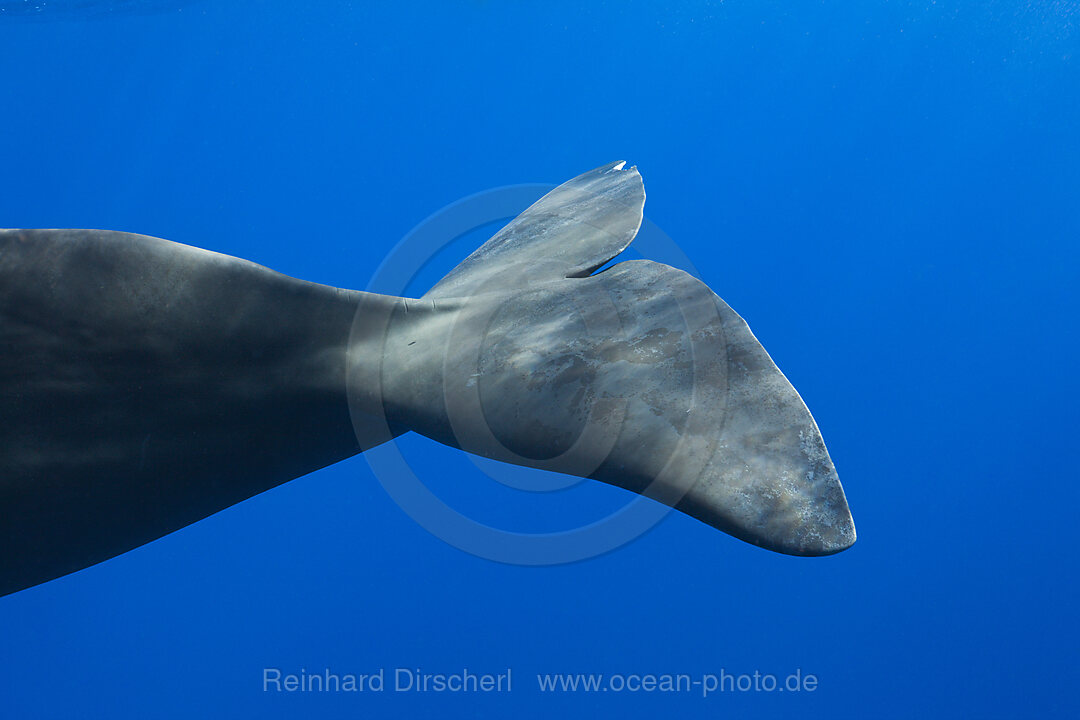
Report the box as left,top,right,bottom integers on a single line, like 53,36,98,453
0,162,855,596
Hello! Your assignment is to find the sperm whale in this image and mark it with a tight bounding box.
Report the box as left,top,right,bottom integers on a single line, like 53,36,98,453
0,162,855,596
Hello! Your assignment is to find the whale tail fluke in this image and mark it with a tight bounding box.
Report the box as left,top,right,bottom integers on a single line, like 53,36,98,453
387,161,856,556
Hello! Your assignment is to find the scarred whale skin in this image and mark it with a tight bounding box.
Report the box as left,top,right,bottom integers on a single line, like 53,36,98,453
0,162,855,596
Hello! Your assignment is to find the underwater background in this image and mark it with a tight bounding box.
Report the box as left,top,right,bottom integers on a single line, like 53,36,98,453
0,1,1077,718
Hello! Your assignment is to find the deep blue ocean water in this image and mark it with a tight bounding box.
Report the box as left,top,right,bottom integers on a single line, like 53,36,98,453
1,1,1077,718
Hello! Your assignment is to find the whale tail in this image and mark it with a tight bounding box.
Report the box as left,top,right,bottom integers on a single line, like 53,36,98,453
375,161,856,557
0,161,853,596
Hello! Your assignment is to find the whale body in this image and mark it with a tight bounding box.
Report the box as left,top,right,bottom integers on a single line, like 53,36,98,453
0,162,855,596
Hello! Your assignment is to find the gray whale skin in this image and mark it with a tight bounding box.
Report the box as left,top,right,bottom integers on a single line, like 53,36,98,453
0,162,855,596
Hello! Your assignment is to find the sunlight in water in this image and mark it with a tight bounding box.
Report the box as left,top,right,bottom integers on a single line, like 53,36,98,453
0,0,201,18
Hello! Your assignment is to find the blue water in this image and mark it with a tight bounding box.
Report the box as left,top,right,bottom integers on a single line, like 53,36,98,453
1,2,1077,718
